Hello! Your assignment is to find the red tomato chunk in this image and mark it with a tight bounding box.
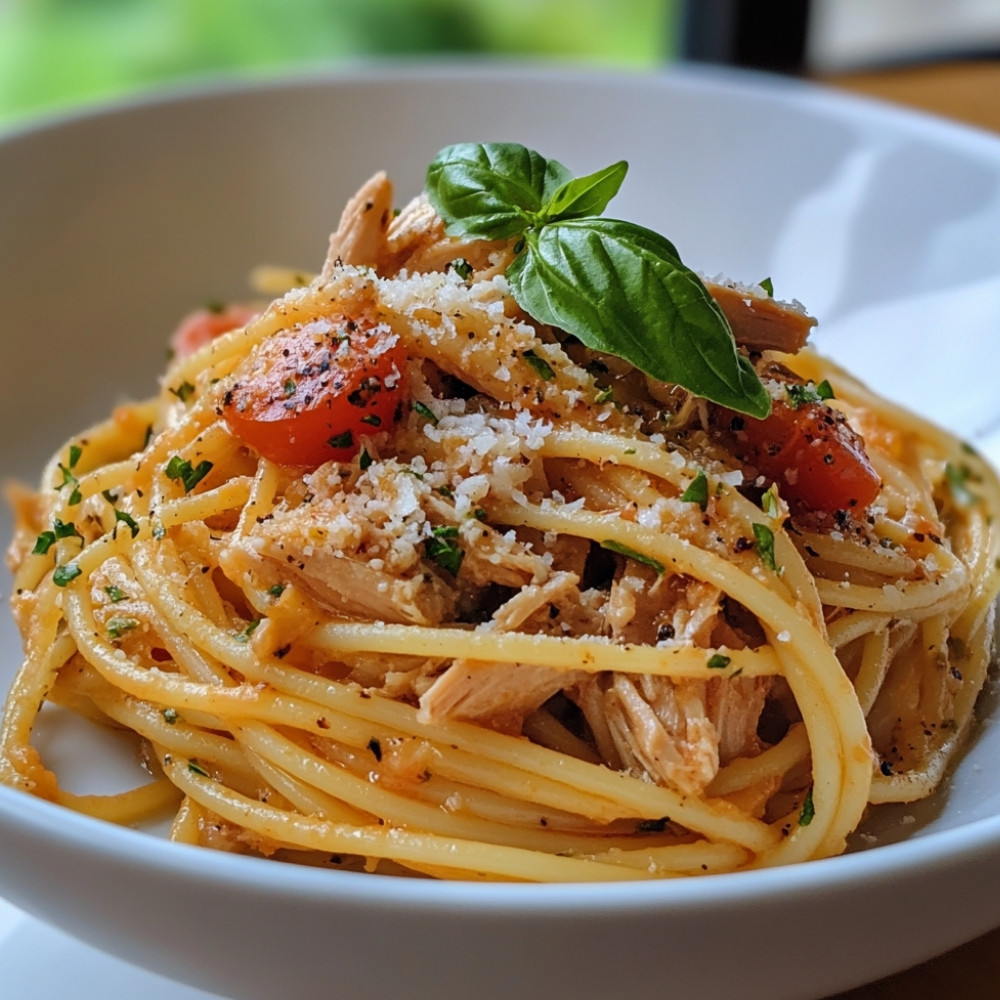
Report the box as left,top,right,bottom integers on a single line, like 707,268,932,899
223,315,406,468
728,398,881,515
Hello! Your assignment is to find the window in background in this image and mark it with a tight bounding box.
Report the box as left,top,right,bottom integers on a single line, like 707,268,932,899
0,0,676,124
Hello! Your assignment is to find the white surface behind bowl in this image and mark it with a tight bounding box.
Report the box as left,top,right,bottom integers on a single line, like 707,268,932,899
2,63,1000,1000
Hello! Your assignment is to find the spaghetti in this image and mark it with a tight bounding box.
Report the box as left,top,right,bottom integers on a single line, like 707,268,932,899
2,160,998,882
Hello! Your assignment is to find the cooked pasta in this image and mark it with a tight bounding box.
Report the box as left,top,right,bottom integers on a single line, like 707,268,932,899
2,157,998,882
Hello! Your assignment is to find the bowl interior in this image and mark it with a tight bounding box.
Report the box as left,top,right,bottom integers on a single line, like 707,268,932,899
3,62,1000,1000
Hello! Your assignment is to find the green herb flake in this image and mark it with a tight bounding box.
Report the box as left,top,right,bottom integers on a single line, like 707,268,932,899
946,462,980,506
785,381,835,409
600,539,665,575
162,708,179,725
104,584,128,603
413,401,439,425
32,531,56,555
327,430,354,450
752,523,777,571
681,470,710,512
235,618,261,643
707,653,731,670
187,760,211,778
106,616,140,640
165,456,213,494
267,583,286,599
53,563,82,587
595,386,614,404
759,277,774,297
449,257,473,279
761,484,781,519
523,349,556,381
283,378,297,397
169,380,196,403
425,524,464,576
798,787,815,826
57,456,82,506
53,519,81,540
114,508,141,538
359,447,373,471
360,413,382,427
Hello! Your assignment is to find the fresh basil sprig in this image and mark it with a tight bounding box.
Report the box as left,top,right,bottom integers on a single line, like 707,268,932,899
425,142,771,418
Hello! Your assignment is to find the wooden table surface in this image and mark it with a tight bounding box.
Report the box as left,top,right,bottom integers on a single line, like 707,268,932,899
818,59,1000,1000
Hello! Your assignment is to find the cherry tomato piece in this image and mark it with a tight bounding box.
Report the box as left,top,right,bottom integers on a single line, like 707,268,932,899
170,305,259,358
223,314,405,468
731,399,881,515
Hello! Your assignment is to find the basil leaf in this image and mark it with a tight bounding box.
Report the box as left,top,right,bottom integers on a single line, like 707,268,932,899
426,142,571,240
542,160,628,222
507,219,771,417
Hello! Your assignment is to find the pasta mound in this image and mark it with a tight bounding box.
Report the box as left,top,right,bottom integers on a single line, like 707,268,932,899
2,170,998,882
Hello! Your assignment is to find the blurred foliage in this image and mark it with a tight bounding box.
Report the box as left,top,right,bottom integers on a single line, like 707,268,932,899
0,0,676,123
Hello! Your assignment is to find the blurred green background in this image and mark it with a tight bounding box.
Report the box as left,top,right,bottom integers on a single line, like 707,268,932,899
0,0,677,125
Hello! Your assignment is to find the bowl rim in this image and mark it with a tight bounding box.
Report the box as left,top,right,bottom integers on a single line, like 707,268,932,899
3,59,1000,915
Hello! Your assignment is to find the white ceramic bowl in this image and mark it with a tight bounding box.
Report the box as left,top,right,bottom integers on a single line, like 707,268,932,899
3,63,1000,1000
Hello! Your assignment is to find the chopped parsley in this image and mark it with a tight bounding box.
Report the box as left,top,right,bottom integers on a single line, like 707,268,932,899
162,707,179,725
104,584,128,602
522,350,555,381
327,430,354,450
594,386,614,404
600,539,665,575
169,380,196,403
752,522,777,571
57,445,83,505
425,524,464,575
165,455,213,493
32,531,56,555
707,653,731,670
413,401,439,425
267,583,286,599
761,484,781,519
53,519,81,541
106,616,140,640
113,508,141,538
798,787,815,826
946,462,980,506
53,563,81,587
449,257,473,279
187,760,211,778
681,470,709,512
758,277,774,297
234,618,261,643
785,380,834,408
